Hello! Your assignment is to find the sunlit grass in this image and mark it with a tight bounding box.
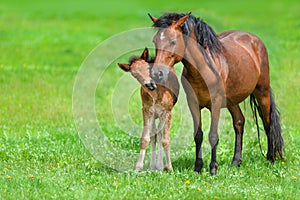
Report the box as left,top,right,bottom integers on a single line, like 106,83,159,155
0,0,299,199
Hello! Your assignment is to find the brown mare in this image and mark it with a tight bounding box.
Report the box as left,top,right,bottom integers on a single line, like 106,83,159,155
148,13,284,175
118,48,179,171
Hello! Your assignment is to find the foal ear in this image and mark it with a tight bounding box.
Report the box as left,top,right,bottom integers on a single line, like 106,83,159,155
140,47,149,61
173,15,189,28
148,13,158,23
118,63,131,72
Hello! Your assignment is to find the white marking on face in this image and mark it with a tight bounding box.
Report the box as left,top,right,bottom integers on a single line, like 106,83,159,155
160,32,165,41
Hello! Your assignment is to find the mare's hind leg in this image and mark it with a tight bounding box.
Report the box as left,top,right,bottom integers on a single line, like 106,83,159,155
252,88,275,162
253,88,275,163
228,104,245,166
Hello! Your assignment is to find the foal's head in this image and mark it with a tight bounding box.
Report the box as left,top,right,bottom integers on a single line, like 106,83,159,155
118,48,157,91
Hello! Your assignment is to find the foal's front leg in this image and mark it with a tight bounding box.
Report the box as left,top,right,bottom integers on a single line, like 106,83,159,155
135,109,154,171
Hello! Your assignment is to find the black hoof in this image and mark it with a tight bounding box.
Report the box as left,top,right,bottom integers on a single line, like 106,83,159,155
194,159,203,173
231,159,242,167
210,162,218,175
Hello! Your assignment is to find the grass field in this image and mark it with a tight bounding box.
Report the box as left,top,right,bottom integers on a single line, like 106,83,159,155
1,0,299,199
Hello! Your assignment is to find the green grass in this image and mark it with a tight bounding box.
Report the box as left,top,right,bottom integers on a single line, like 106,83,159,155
1,0,299,199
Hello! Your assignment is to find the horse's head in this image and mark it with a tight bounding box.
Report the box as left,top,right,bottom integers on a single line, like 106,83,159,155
118,48,157,91
149,13,189,83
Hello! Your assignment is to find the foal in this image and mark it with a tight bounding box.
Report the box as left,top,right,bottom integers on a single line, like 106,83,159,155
118,48,179,171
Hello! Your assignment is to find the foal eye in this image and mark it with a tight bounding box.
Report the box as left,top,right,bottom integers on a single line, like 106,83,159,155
170,40,176,46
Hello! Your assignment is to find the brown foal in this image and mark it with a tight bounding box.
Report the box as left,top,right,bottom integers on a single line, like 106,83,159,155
118,48,179,171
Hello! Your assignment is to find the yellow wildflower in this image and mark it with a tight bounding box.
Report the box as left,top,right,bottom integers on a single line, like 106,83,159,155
29,175,35,179
292,176,298,181
197,188,202,192
185,180,191,185
6,175,12,179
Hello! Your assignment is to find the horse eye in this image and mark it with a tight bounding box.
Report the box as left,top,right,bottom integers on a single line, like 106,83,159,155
170,40,176,46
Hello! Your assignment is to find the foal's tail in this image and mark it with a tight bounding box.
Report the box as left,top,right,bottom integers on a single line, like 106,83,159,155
250,91,284,160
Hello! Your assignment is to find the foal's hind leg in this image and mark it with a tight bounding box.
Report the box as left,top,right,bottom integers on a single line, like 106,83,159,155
156,116,166,170
228,105,245,166
150,122,157,170
161,111,173,171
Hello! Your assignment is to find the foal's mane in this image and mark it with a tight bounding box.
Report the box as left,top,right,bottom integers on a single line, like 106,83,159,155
153,12,222,55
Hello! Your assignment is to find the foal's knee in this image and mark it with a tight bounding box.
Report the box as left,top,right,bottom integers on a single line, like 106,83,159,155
140,137,150,149
161,138,170,149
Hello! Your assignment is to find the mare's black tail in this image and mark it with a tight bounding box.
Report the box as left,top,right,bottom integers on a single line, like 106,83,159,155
250,91,284,160
269,91,284,158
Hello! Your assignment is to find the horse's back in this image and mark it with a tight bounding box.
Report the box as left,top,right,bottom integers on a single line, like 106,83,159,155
217,30,269,104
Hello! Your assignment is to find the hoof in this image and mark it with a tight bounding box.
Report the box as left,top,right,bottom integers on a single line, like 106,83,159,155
165,165,173,171
210,162,218,175
231,159,242,167
150,165,156,171
194,159,203,173
156,165,164,171
135,167,143,172
135,164,143,171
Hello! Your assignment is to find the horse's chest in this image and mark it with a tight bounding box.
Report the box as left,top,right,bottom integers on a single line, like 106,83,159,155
182,75,211,106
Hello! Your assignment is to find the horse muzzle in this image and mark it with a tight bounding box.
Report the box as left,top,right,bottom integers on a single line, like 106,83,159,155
151,65,170,84
145,79,157,91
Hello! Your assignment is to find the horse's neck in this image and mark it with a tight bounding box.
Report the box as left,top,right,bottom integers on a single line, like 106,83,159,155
182,38,221,85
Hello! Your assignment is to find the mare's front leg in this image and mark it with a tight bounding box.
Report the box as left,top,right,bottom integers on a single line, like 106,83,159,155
135,108,154,171
209,96,222,175
228,105,245,166
184,85,203,173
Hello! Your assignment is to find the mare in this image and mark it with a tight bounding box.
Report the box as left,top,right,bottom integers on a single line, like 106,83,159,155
118,48,179,171
148,13,284,175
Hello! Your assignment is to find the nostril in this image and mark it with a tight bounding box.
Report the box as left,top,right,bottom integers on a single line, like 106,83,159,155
158,70,163,77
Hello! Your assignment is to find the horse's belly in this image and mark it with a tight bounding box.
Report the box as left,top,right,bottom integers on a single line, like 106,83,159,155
225,69,259,105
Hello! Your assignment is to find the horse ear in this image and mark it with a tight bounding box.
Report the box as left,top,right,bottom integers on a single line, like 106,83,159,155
118,63,131,72
148,13,158,23
173,15,189,28
140,47,149,61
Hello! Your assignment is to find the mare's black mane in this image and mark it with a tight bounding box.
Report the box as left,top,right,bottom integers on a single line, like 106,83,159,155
153,12,221,55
